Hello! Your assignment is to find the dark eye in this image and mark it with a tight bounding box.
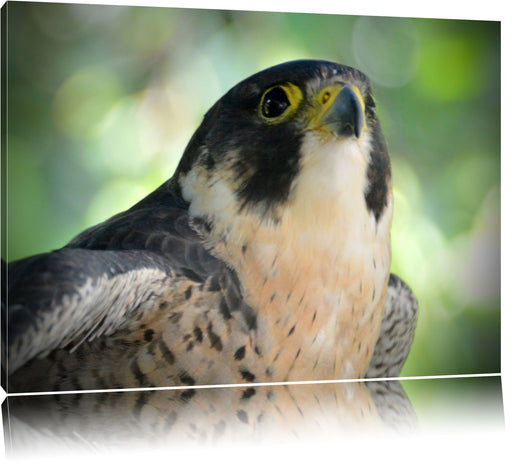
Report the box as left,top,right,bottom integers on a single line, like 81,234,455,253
261,87,290,119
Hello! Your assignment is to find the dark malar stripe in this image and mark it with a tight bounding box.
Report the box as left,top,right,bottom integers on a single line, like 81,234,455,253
364,120,391,221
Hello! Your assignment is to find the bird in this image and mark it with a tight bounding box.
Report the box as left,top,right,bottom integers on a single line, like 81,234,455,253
2,59,418,393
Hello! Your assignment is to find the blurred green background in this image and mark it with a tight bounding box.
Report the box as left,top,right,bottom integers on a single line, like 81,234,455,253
5,2,500,378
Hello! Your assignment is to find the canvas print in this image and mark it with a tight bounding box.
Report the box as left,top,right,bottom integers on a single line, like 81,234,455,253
1,3,500,399
0,2,505,458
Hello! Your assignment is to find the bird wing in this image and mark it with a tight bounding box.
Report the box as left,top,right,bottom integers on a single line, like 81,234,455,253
366,273,418,378
2,181,254,375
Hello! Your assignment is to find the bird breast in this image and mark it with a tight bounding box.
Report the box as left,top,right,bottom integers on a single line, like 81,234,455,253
194,134,394,380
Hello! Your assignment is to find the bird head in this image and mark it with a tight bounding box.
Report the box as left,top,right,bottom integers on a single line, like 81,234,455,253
174,60,391,238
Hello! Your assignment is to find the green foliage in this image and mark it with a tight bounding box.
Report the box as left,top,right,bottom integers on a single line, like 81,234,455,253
6,3,500,377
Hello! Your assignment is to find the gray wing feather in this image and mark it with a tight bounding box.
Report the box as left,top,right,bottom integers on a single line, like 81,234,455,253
5,249,178,374
366,273,418,378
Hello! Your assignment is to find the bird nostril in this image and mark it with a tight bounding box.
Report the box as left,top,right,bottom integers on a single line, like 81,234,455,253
322,91,331,104
344,122,354,133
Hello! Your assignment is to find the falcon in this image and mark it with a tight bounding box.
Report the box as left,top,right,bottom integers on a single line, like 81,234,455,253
2,60,417,393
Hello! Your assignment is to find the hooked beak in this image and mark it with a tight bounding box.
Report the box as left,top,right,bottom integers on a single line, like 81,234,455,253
312,84,365,139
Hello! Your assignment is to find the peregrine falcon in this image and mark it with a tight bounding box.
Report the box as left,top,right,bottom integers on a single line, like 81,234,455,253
2,60,417,393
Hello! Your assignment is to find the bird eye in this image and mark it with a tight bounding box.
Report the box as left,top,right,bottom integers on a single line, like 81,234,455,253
261,86,290,119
